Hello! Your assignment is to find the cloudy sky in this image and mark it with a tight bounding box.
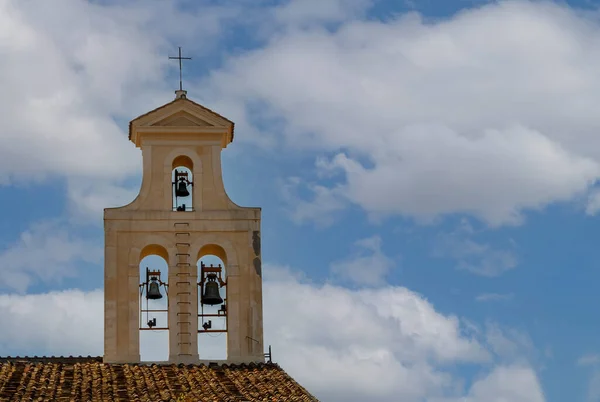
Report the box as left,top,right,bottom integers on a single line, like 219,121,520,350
4,0,600,400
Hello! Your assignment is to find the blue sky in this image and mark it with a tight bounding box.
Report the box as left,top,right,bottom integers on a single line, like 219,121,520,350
3,0,600,401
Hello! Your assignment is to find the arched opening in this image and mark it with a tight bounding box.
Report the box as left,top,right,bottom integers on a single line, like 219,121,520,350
139,244,169,362
197,244,227,360
172,155,194,212
172,155,193,171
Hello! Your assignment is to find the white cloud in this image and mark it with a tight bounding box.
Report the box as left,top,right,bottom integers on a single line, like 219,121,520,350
577,354,600,402
0,2,552,399
430,365,545,402
205,0,600,226
443,238,517,277
329,235,394,285
579,354,600,367
0,220,102,293
484,322,534,364
0,263,547,402
586,188,600,216
66,178,140,224
0,0,242,218
586,369,600,402
0,288,179,361
0,289,104,356
264,265,490,401
475,293,514,302
9,0,597,228
578,353,600,402
434,221,518,277
0,0,158,183
280,176,347,226
272,0,372,27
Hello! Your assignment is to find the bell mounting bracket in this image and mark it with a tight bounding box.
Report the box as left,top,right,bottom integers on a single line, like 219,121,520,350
173,169,193,187
198,262,226,288
139,267,169,297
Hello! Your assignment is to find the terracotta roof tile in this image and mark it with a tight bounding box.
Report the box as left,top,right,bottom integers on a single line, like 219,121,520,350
0,357,318,401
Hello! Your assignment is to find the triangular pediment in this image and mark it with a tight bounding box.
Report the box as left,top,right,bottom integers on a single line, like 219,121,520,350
151,111,213,127
129,95,235,147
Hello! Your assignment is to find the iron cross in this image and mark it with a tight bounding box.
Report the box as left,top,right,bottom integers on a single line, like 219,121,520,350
169,47,192,91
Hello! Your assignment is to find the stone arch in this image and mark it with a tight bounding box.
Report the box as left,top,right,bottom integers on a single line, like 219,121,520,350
197,244,227,265
195,241,231,361
166,148,203,211
191,236,238,269
172,155,194,171
164,148,203,174
140,244,169,262
138,242,170,362
133,234,175,265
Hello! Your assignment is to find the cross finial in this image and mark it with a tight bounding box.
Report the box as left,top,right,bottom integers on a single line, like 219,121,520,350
168,46,192,92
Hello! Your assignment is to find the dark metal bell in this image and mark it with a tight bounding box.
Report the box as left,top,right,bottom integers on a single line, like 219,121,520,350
202,275,223,305
175,179,189,197
146,277,162,300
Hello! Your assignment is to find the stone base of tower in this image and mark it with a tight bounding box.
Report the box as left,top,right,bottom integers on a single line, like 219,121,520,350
169,355,265,365
168,353,200,365
103,354,141,364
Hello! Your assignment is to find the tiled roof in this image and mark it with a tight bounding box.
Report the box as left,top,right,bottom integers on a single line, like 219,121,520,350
0,356,318,401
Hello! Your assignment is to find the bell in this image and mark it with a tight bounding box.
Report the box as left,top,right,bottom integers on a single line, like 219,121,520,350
175,179,190,197
202,274,223,305
146,277,163,300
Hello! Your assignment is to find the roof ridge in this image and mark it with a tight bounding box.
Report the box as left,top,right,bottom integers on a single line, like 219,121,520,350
0,356,102,364
0,358,281,369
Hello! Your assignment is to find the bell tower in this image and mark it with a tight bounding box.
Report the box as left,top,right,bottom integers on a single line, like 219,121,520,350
104,90,263,364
